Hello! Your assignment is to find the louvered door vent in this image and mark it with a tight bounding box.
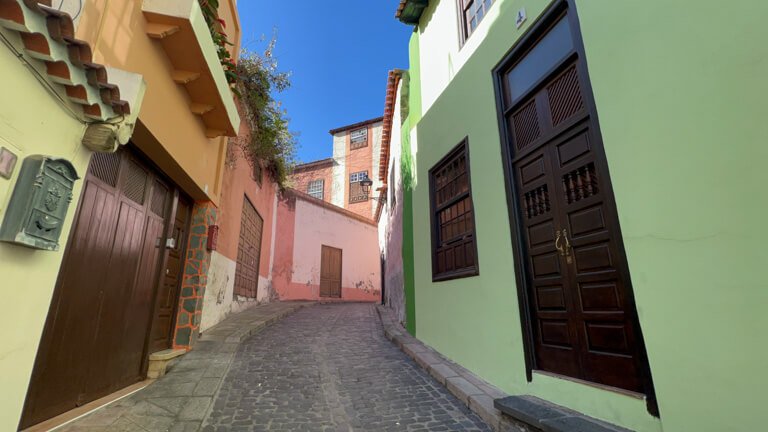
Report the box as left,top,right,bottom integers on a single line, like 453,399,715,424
88,152,120,187
547,65,584,126
511,100,541,150
122,160,147,204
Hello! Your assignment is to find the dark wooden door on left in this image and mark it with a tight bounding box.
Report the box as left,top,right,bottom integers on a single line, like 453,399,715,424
149,195,191,353
21,148,188,429
320,245,342,298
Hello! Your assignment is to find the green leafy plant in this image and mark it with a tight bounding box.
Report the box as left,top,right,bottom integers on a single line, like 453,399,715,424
235,38,298,188
198,0,238,85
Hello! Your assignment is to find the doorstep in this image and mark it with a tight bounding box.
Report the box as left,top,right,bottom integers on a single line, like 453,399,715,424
375,305,631,432
50,301,314,432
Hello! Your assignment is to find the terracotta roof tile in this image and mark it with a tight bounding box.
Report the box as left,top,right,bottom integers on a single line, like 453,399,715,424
0,0,131,119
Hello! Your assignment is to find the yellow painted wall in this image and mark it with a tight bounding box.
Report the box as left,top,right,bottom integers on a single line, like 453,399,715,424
0,29,90,430
74,0,241,203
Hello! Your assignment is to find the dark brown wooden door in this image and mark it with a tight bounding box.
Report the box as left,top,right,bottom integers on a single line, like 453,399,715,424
504,59,649,393
320,245,342,298
234,197,263,298
148,193,191,353
21,148,183,428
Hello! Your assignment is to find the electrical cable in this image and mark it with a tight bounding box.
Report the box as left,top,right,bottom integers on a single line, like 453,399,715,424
0,28,126,126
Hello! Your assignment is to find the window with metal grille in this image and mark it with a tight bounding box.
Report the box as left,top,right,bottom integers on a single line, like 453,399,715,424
307,179,324,200
429,140,479,281
350,128,368,149
458,0,494,43
349,171,368,204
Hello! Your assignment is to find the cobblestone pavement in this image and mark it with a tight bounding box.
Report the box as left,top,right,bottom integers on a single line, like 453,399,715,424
203,303,491,432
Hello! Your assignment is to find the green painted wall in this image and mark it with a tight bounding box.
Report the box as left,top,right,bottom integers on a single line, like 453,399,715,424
402,31,422,336
576,2,768,431
406,0,767,431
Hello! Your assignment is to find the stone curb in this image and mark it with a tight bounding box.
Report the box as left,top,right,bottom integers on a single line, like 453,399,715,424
375,305,535,432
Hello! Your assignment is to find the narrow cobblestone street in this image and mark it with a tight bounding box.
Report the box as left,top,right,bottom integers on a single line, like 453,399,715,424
203,304,490,432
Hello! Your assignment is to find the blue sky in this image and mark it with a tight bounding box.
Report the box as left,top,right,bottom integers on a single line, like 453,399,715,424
237,3,413,163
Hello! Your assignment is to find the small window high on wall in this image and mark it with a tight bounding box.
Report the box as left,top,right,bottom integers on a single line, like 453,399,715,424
307,179,324,200
350,128,368,149
429,139,479,281
458,0,494,44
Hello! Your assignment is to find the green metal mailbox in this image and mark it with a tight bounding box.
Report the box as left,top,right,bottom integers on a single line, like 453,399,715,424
0,156,80,251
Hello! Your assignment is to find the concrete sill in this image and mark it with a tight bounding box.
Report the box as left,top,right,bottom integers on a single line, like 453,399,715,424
147,348,186,379
494,396,632,432
142,0,240,138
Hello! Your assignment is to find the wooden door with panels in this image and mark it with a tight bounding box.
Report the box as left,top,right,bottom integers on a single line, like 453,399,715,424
320,245,342,298
495,2,655,400
21,147,190,428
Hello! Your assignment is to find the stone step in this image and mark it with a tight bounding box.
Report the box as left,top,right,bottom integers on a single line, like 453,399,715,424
494,396,632,432
147,348,186,379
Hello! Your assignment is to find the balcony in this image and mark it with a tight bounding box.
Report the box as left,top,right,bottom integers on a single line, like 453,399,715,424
142,0,240,138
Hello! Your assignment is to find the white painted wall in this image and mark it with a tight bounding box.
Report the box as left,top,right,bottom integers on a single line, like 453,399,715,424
417,0,503,114
370,123,384,218
200,252,276,332
379,80,407,323
331,132,346,207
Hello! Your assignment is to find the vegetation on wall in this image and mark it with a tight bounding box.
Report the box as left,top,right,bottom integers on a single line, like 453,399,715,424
235,38,297,188
199,1,296,187
199,0,238,85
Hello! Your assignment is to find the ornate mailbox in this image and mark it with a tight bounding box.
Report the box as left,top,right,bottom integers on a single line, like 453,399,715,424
0,156,80,251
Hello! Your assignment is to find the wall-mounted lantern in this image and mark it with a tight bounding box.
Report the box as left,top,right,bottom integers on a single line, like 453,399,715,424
360,174,385,202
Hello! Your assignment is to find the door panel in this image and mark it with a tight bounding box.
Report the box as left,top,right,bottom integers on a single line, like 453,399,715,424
504,57,648,393
21,148,185,428
320,246,342,298
149,196,190,353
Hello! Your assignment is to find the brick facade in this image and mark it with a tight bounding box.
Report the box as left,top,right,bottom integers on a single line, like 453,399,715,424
173,202,218,349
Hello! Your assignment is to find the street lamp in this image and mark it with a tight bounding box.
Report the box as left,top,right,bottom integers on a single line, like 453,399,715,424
360,174,374,195
360,174,385,202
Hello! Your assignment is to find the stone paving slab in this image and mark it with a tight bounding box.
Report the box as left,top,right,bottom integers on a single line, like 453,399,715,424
204,303,491,431
57,301,313,432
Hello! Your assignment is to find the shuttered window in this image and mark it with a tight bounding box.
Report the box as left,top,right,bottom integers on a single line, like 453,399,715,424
234,197,264,298
350,128,368,149
429,140,479,281
349,171,368,204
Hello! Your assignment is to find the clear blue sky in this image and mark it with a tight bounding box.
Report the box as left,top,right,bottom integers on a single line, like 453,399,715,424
237,3,413,163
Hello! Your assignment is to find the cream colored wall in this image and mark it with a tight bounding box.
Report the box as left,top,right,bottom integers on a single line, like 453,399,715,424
417,0,502,114
0,28,90,430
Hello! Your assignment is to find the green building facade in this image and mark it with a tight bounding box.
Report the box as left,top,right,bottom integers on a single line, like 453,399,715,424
395,1,767,431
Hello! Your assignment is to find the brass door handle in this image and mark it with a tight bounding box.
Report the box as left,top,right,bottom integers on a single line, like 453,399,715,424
562,229,572,256
555,230,566,256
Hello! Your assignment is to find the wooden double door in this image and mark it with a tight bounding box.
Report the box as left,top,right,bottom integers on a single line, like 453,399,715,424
498,7,652,396
21,147,191,428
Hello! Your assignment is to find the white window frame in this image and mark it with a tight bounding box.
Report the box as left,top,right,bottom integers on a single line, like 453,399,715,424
307,179,324,200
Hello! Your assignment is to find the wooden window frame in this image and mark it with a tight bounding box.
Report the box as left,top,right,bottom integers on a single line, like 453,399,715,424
349,171,369,204
428,138,480,282
457,0,495,46
350,127,369,150
491,0,659,416
307,179,324,200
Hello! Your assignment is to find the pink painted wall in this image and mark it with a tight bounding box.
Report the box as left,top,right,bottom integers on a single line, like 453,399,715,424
273,191,381,302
